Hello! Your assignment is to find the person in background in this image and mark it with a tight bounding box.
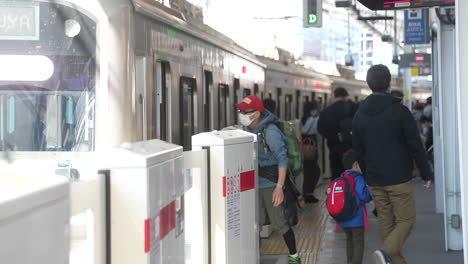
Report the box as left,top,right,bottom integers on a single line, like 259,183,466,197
301,101,321,203
235,96,301,264
318,87,357,180
390,90,404,104
263,98,277,115
353,65,433,264
337,149,372,264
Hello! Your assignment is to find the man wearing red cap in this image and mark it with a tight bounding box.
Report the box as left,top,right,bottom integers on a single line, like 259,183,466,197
235,95,301,264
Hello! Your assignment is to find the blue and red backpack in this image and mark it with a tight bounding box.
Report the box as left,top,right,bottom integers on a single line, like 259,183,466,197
326,171,359,221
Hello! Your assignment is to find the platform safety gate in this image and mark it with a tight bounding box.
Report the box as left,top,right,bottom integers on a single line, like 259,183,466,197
192,130,259,264
109,140,185,264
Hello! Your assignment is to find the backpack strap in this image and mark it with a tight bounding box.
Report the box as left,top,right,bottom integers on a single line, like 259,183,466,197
260,121,276,153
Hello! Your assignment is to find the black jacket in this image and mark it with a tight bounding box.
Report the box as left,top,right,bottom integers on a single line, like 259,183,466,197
317,100,357,147
352,93,433,186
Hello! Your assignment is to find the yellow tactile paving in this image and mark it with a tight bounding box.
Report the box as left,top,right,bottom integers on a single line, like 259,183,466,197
260,184,331,264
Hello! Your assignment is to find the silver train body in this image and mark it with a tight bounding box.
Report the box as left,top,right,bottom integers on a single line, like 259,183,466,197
0,0,381,158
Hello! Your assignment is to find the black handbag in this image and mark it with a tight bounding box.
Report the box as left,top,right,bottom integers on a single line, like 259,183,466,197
259,165,279,183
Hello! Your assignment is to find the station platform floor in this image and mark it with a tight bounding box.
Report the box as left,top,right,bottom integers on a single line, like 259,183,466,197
260,179,464,264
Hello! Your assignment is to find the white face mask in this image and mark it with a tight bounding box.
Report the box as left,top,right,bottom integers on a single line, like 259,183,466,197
239,112,256,126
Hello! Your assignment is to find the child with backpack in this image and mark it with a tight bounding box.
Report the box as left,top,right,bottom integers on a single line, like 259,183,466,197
326,149,372,264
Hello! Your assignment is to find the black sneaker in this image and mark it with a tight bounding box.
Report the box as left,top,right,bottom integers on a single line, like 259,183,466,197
373,249,392,264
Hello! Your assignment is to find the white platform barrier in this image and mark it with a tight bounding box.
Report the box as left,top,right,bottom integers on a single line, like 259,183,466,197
0,167,69,264
109,140,185,264
192,130,259,264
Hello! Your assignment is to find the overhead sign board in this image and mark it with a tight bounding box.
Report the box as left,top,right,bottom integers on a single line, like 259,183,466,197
404,8,429,45
357,0,454,10
0,5,40,40
400,53,432,76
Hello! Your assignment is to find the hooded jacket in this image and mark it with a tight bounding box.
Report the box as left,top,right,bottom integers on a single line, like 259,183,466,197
352,93,433,186
246,110,288,188
338,170,372,229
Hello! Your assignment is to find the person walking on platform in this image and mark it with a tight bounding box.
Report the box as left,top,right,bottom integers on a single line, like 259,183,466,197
235,95,301,264
318,87,357,180
335,149,372,264
352,65,433,264
301,101,321,203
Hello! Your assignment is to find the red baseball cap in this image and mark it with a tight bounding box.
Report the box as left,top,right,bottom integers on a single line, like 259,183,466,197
235,95,265,112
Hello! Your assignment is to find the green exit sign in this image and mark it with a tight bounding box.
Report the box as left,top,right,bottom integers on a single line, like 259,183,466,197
304,0,322,27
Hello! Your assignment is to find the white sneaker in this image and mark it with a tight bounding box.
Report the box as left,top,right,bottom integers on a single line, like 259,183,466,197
373,249,392,264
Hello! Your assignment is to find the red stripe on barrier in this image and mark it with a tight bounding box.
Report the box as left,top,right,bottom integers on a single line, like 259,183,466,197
222,176,227,197
240,170,255,192
144,219,150,253
160,201,177,240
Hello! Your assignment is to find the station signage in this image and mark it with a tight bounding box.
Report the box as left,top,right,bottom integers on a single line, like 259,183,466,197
357,0,455,10
404,8,429,45
399,53,432,76
0,5,39,40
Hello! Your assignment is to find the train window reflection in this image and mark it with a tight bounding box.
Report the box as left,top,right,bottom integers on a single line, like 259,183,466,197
0,2,97,152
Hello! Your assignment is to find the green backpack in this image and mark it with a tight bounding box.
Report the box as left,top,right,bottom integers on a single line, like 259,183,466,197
261,118,303,178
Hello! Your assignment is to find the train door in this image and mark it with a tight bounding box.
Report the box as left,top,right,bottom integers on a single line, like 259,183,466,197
203,71,213,131
218,84,229,130
295,90,301,120
276,88,282,118
135,56,147,140
233,78,240,124
154,61,170,141
285,94,293,121
180,77,196,150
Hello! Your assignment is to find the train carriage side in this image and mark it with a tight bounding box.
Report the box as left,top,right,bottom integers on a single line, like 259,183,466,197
131,0,265,150
257,56,332,121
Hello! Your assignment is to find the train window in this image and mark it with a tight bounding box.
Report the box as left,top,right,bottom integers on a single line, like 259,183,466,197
276,88,282,118
243,88,251,97
155,61,170,141
180,77,196,150
218,84,229,130
254,84,259,96
0,3,97,152
233,79,240,124
268,93,272,99
304,96,310,103
204,71,213,131
261,92,264,100
285,94,293,121
295,90,301,119
324,94,329,107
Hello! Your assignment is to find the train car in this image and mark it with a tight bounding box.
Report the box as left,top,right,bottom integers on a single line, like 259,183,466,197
257,56,333,121
0,0,265,156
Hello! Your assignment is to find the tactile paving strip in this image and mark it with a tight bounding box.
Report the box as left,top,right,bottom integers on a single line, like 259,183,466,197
260,184,330,264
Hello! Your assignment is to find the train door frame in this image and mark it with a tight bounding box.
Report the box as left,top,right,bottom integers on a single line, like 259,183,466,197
203,70,213,132
135,56,147,141
154,60,170,141
179,76,197,150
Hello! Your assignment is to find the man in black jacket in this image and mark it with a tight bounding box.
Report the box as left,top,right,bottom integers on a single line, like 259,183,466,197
353,65,433,264
317,87,357,180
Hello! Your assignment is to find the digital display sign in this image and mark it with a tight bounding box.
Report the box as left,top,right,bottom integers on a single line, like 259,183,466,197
383,0,455,9
358,0,454,10
0,5,40,40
